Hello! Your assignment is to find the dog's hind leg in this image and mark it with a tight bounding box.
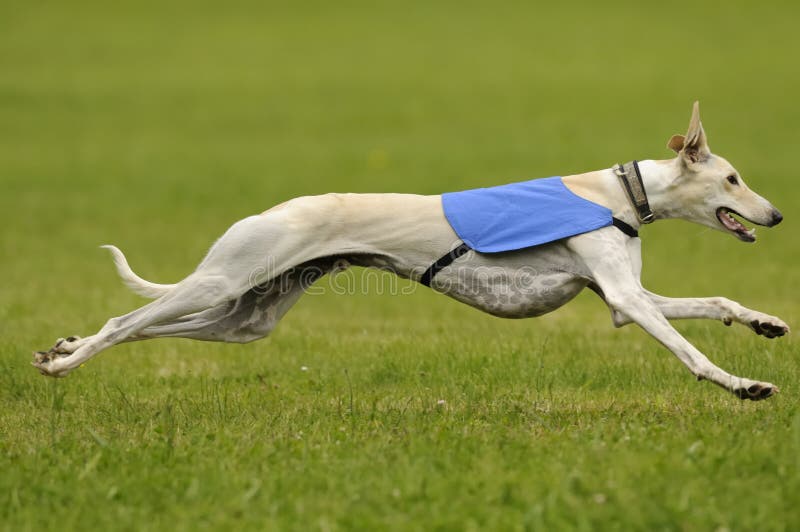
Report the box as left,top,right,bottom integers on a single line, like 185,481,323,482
33,212,334,376
33,259,333,376
133,262,327,343
33,272,245,377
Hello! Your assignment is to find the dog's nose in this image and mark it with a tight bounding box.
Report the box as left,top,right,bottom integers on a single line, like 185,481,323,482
770,209,783,226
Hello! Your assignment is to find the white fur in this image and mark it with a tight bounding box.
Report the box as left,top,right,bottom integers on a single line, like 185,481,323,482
34,104,788,400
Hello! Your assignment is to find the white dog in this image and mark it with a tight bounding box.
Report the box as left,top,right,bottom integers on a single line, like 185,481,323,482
34,103,788,400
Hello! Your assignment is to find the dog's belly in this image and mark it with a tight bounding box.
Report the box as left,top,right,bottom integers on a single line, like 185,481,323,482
430,245,589,318
442,270,586,318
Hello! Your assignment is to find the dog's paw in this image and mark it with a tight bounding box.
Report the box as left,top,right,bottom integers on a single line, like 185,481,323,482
51,336,83,354
742,312,789,338
748,316,789,338
732,380,779,401
32,351,70,378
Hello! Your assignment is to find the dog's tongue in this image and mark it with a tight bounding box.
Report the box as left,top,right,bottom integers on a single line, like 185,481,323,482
721,211,747,232
720,209,756,240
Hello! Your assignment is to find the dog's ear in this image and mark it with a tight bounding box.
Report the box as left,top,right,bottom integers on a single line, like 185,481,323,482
681,101,711,163
667,134,685,153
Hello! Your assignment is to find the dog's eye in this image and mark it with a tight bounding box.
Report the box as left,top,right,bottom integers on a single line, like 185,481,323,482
727,175,739,185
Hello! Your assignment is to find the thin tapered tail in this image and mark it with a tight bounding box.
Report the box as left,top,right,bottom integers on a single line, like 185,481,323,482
100,245,175,298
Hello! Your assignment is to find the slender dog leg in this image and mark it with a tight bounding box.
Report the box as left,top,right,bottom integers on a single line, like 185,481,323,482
599,236,789,337
571,231,778,400
32,213,334,376
609,293,790,337
33,260,330,374
33,273,242,377
134,264,321,342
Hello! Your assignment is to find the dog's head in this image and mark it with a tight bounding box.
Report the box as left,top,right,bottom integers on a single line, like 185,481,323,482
664,102,782,242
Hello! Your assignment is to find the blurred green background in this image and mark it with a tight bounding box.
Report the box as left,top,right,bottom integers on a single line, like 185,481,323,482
2,1,799,530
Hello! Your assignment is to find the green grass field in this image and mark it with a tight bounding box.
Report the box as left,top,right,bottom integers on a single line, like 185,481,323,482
2,1,800,529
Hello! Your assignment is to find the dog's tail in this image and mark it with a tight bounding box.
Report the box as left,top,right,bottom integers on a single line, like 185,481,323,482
101,245,175,299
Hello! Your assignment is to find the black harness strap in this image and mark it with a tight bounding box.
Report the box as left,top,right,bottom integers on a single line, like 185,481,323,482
419,218,637,288
611,217,638,238
419,242,471,287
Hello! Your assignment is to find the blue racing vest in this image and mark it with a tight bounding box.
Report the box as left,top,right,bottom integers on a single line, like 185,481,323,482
441,176,614,253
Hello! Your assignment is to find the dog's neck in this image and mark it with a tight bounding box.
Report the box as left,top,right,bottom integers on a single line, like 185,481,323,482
562,158,681,229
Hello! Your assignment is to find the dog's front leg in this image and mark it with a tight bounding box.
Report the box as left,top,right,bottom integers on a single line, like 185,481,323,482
645,293,788,337
600,236,789,337
610,293,790,338
570,232,778,400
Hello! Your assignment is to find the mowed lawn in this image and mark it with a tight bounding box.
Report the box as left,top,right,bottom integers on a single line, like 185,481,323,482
2,1,800,530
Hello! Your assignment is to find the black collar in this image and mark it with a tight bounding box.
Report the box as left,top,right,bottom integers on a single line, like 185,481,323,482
613,160,654,224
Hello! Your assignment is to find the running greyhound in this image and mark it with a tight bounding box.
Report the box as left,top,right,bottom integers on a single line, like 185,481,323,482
34,102,788,400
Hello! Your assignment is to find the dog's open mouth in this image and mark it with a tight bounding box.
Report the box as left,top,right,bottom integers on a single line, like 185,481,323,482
716,207,756,242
